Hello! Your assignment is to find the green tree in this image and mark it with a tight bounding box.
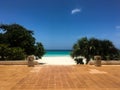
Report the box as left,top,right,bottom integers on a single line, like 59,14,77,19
71,37,90,63
0,44,9,60
0,23,45,60
101,40,119,60
71,37,120,63
77,37,90,61
35,42,45,59
0,24,35,55
89,38,102,59
0,44,25,60
6,47,25,60
0,33,7,44
70,44,81,58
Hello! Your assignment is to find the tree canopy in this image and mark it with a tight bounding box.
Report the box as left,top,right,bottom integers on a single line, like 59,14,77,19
34,42,45,59
71,37,120,63
0,24,45,60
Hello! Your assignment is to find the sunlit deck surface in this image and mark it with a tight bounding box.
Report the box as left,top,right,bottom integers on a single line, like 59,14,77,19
0,65,120,90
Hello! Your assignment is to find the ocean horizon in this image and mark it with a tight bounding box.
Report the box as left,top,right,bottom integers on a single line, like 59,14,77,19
44,50,71,57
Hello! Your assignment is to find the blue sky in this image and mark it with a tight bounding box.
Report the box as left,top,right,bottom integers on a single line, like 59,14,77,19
0,0,120,50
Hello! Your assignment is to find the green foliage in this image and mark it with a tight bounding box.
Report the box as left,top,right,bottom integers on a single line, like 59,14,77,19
0,44,9,60
34,42,45,59
0,23,45,60
74,58,84,64
6,47,25,60
71,37,120,63
0,45,25,60
0,24,35,55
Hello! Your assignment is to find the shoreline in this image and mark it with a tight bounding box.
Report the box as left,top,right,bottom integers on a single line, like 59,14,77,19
43,55,70,57
38,56,76,65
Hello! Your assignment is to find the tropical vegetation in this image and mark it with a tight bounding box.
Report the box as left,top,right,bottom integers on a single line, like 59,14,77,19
0,24,45,60
71,37,120,63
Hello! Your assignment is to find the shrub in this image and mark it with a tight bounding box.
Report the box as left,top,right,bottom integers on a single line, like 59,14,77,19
34,42,45,59
6,47,25,60
71,37,120,63
0,44,9,60
75,58,84,64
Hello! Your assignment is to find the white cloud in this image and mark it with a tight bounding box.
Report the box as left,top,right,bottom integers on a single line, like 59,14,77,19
116,26,120,29
71,8,81,14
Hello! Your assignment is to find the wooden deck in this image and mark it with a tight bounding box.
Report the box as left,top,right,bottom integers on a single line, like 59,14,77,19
0,65,120,90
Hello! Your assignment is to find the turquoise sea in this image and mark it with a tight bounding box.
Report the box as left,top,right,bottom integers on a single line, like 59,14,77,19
44,50,71,57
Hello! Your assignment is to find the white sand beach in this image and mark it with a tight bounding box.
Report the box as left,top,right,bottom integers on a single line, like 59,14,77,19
36,56,76,65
